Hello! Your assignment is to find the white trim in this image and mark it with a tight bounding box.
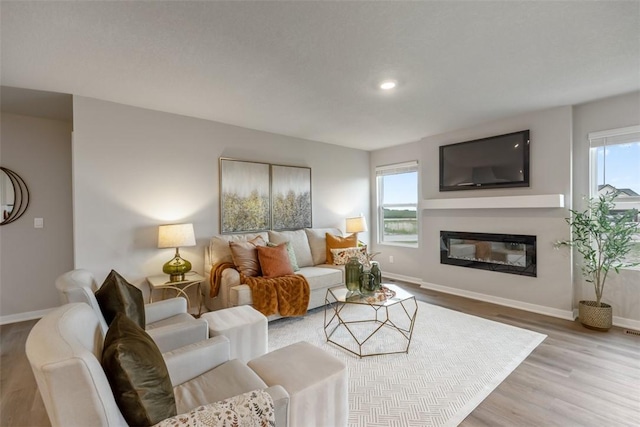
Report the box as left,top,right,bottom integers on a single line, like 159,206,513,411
375,160,419,176
588,125,640,145
383,271,423,286
421,194,565,210
0,307,55,325
420,281,575,321
379,274,640,329
613,316,640,331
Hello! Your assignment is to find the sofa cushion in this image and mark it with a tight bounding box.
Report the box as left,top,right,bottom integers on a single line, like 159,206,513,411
230,236,266,277
209,232,269,265
304,228,342,265
102,313,177,426
268,230,313,268
95,270,145,328
257,243,295,278
173,359,268,414
326,233,358,265
296,266,343,290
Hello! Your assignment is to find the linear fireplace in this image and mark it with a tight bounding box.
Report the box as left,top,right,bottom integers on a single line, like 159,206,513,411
440,231,537,277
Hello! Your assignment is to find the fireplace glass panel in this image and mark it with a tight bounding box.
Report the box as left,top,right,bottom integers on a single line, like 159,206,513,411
441,231,536,277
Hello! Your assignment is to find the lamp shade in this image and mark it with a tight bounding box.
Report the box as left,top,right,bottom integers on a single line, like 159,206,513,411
345,216,368,234
158,223,196,249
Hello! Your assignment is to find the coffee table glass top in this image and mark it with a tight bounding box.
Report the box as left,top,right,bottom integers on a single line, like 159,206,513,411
327,283,414,307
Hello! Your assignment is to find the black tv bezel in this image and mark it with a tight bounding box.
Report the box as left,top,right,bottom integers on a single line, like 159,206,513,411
439,130,530,192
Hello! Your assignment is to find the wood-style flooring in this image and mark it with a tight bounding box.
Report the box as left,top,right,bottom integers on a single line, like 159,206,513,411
1,282,639,426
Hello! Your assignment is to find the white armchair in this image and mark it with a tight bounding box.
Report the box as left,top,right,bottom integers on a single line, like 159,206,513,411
55,269,209,353
25,303,290,427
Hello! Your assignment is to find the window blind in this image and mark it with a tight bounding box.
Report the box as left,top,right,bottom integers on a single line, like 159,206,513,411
375,160,419,176
588,125,640,147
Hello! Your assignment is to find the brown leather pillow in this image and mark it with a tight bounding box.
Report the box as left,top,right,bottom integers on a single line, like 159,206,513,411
257,243,295,278
325,233,358,265
102,313,177,426
229,236,266,277
95,270,145,328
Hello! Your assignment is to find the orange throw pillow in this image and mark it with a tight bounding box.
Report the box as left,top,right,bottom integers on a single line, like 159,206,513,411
257,243,295,278
325,233,358,265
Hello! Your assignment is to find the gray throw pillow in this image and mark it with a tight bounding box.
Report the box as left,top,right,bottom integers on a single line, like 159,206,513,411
102,313,177,426
95,270,145,328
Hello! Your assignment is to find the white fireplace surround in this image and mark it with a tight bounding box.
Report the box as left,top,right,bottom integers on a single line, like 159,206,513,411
421,194,564,210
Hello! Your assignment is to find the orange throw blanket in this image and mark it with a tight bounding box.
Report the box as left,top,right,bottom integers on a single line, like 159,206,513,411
243,274,310,317
209,262,310,317
209,262,236,298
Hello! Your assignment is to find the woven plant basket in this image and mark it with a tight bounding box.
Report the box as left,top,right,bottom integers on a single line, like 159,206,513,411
578,300,612,331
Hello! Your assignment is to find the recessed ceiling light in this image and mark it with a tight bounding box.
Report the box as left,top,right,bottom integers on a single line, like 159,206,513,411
379,80,397,90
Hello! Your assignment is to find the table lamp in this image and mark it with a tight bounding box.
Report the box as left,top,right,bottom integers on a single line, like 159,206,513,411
345,215,367,241
158,223,196,282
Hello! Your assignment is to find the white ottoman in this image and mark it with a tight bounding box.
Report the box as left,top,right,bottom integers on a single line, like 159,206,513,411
248,341,348,427
201,306,268,363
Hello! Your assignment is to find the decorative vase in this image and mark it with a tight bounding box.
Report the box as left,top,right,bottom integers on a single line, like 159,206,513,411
359,270,376,296
578,300,612,331
370,261,382,291
345,257,363,293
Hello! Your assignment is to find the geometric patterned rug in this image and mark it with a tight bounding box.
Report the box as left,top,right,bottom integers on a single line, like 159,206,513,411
268,301,546,426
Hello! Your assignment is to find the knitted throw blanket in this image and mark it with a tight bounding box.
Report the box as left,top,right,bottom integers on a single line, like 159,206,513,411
209,262,310,317
209,262,236,298
243,274,310,317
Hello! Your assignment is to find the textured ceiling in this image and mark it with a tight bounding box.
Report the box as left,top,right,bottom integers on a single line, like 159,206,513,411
1,1,638,150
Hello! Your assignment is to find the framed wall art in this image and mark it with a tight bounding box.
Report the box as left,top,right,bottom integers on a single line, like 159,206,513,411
220,158,270,233
271,164,312,230
219,158,312,233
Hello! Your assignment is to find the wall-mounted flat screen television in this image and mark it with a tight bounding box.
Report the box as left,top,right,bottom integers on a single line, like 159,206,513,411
439,130,530,191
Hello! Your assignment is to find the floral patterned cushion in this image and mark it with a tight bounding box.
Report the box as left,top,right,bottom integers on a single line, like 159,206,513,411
331,246,368,265
154,389,275,427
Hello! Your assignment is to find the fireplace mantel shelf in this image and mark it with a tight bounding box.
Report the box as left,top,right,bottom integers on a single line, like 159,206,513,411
421,194,565,210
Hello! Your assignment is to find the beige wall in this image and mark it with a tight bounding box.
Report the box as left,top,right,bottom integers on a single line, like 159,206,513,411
72,96,371,290
0,113,73,322
572,91,640,325
371,106,575,319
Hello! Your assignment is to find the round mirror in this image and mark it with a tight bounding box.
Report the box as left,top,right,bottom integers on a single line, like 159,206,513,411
1,167,30,225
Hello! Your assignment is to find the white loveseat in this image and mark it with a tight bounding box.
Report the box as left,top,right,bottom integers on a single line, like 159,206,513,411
203,228,345,317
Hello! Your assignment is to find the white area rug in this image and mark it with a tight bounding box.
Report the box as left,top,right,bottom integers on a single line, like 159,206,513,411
268,300,546,427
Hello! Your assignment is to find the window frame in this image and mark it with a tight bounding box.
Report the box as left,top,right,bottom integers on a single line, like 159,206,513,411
375,161,420,248
588,125,640,270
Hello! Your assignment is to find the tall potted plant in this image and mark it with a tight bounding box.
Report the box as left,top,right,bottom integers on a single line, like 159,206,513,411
557,191,639,331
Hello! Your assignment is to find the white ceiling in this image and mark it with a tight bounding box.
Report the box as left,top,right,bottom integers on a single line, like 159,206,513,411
1,1,638,151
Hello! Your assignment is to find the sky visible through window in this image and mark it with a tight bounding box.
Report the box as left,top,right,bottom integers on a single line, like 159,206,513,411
382,172,418,205
595,142,640,194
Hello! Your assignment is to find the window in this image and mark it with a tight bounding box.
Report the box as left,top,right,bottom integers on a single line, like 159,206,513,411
589,125,640,266
376,161,419,247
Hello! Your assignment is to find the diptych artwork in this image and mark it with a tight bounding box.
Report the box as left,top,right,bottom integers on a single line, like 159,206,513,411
220,158,311,233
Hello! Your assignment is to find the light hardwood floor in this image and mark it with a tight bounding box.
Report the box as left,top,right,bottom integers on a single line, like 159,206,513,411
2,282,639,426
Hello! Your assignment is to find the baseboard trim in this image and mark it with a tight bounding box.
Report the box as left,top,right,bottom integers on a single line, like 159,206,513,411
383,272,424,286
419,281,575,320
612,316,640,331
0,307,55,325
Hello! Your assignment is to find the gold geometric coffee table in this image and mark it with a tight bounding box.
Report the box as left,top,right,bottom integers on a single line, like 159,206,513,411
324,283,418,358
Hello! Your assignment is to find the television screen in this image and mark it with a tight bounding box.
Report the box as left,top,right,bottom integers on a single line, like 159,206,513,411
439,130,530,191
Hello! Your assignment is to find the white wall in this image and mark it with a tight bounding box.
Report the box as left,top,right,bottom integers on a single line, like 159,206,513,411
371,106,574,319
572,91,640,326
72,96,370,291
0,113,73,322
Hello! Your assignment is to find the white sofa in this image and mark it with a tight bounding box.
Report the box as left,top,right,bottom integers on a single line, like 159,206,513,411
203,228,346,318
